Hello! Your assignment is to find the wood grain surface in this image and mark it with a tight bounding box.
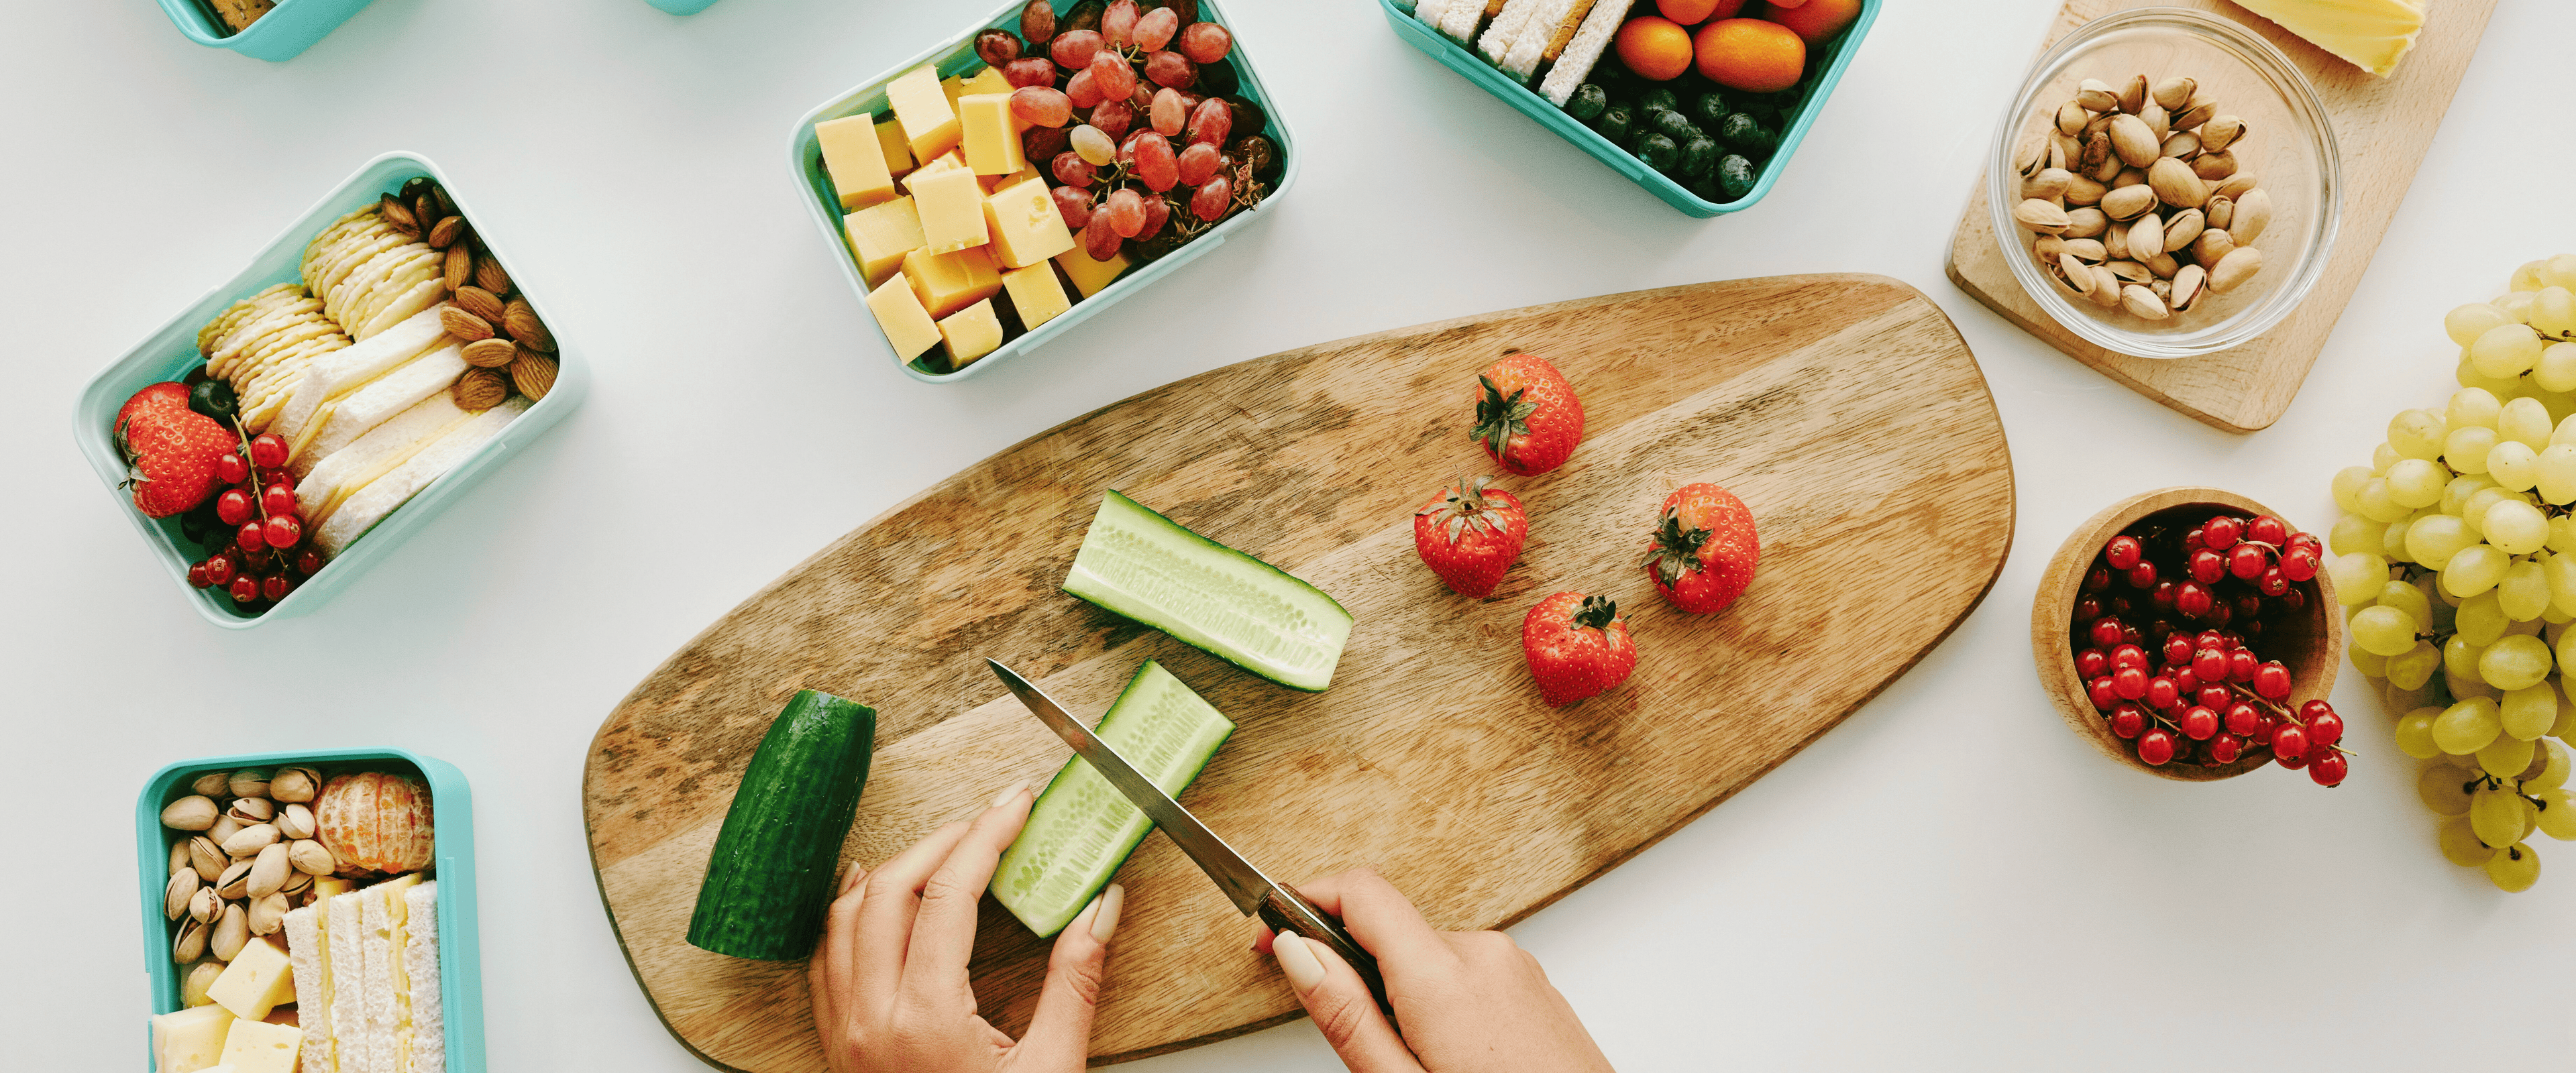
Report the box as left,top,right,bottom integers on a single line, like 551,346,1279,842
584,275,2015,1068
1947,0,2496,433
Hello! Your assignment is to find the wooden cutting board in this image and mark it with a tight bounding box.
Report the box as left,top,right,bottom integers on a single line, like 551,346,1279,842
584,275,2015,1068
1946,0,2495,433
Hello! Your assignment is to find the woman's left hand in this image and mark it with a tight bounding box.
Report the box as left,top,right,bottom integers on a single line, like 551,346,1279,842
808,782,1124,1073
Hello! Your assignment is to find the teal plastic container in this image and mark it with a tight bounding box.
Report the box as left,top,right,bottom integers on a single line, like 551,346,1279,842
788,0,1299,384
135,748,484,1072
154,0,376,61
1378,0,1878,217
645,0,720,13
73,151,590,629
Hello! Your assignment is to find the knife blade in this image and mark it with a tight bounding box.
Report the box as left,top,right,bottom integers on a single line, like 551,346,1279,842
984,659,1391,1017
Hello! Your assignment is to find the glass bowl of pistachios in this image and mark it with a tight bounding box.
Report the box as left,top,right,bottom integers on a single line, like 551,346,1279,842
1988,6,2340,359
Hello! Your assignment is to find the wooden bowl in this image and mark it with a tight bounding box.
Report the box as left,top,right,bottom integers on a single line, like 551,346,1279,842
2032,487,2345,781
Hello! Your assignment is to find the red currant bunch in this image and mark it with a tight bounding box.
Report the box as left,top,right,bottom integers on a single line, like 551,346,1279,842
182,429,325,611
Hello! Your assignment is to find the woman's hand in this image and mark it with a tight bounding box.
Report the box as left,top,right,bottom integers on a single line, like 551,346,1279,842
1258,867,1612,1073
808,783,1123,1073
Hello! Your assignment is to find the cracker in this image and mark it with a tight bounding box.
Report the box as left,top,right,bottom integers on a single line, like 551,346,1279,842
358,278,450,340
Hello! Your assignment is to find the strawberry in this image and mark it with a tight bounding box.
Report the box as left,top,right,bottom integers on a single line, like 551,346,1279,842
116,393,235,518
1413,475,1529,598
1472,352,1584,476
117,382,193,435
1644,482,1760,614
1522,591,1638,707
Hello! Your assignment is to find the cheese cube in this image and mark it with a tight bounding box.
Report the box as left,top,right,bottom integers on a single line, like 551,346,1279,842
816,113,898,211
908,165,989,253
902,148,966,190
902,245,1003,319
981,177,1076,269
844,196,927,288
875,119,916,179
941,74,969,109
1055,247,1132,297
865,276,944,361
1002,264,1071,331
939,300,1007,368
958,95,1028,176
312,876,354,900
887,66,960,160
961,66,1016,100
207,936,296,1021
980,164,1041,194
154,1005,236,1073
217,1018,302,1073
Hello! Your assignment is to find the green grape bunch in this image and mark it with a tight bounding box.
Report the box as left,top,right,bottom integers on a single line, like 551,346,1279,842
2328,253,2576,893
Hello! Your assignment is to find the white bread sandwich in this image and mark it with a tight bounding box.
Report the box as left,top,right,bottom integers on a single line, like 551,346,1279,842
285,875,445,1073
295,391,477,529
361,875,431,1073
326,889,370,1073
274,304,454,459
313,396,529,556
286,903,342,1073
404,883,445,1073
289,340,470,479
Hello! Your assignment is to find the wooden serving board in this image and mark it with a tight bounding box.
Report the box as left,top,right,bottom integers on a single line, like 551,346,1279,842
1946,0,2495,433
584,276,2015,1068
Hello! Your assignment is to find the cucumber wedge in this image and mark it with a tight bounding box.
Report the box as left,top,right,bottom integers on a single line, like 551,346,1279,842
991,660,1234,937
1063,489,1353,691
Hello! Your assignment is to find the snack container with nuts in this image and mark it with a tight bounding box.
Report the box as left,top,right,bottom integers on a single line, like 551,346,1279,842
135,748,485,1071
1984,7,2339,359
74,152,588,628
791,0,1298,384
153,0,376,62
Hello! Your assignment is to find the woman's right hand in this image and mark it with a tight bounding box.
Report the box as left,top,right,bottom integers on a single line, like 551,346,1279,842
1256,867,1613,1073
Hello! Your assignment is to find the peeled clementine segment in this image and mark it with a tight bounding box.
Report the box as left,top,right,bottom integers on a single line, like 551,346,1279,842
315,771,435,874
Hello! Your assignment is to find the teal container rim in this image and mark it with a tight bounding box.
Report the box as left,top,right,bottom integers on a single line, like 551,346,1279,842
786,0,1300,384
135,748,484,1072
71,150,592,630
1378,0,1878,217
644,0,722,13
152,0,375,61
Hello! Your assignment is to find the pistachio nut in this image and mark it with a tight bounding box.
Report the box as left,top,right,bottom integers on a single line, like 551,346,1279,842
190,886,223,925
162,795,219,832
2212,172,2259,201
2174,101,2218,131
2122,284,2171,321
2063,237,2109,264
2034,233,2066,262
2152,76,2196,111
2055,100,2089,137
249,893,290,937
2151,278,2174,303
2076,78,2118,112
2200,114,2245,152
2065,173,2107,207
2171,264,2208,311
2014,198,2072,235
189,836,225,882
190,771,233,799
2051,253,2095,296
2194,227,2237,267
2112,166,2147,190
2140,102,2169,142
2108,260,2155,284
2088,266,2125,307
216,858,254,901
211,902,250,962
2118,74,2148,115
2163,208,2206,253
174,918,209,963
2160,129,2200,160
222,823,280,858
2084,111,2114,139
166,868,201,920
277,802,315,841
280,870,314,898
2192,150,2239,180
2078,131,2111,174
2047,138,2070,173
2023,167,2072,202
2100,184,2158,222
2063,207,2108,239
170,840,193,878
2231,187,2273,245
2146,251,2182,280
209,815,241,845
227,769,272,799
225,797,275,825
2089,142,2125,183
2127,211,2166,263
2017,137,2046,177
2206,194,2234,231
2209,246,2263,293
289,839,338,877
182,960,225,1007
249,843,291,899
2106,221,2129,256
2108,113,2160,168
2147,157,2208,210
271,766,322,804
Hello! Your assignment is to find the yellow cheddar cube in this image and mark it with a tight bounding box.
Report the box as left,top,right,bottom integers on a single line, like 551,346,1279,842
1055,247,1132,298
844,196,926,288
981,164,1041,194
902,245,1002,319
312,876,354,900
875,119,916,179
153,1005,235,1073
865,276,943,360
217,1018,301,1073
1002,263,1071,331
958,94,1028,176
939,299,1007,368
981,177,1075,269
901,149,966,194
816,113,898,211
887,66,960,161
207,936,296,1021
908,164,989,253
962,66,1016,99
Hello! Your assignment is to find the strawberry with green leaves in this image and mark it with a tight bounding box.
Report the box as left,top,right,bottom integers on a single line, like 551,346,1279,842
1644,482,1759,614
1522,591,1637,707
115,383,234,518
1472,352,1584,476
1413,475,1529,598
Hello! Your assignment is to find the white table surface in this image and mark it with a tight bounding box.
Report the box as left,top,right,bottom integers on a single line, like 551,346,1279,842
9,0,2573,1068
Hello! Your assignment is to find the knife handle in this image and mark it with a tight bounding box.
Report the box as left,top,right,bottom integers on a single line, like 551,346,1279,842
1258,889,1394,1024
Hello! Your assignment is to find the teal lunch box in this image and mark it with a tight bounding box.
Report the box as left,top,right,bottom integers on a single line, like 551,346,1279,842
645,0,722,14
154,0,375,62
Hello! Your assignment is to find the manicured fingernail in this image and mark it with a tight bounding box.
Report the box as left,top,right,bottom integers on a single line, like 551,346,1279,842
1090,883,1124,942
989,781,1028,808
840,861,865,893
1273,931,1325,992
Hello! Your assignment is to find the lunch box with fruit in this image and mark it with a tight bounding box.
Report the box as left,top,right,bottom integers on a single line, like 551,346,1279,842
1379,0,1876,217
788,0,1299,384
154,0,376,62
73,151,590,629
135,748,485,1072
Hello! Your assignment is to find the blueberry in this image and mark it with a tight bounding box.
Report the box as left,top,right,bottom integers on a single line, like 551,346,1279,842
1566,84,1608,122
189,379,237,423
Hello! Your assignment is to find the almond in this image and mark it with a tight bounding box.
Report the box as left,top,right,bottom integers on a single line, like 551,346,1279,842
441,306,495,342
510,351,558,402
379,194,419,237
461,338,517,368
427,215,468,249
444,244,474,291
452,368,508,410
502,298,554,352
413,194,439,232
453,285,506,323
474,256,511,295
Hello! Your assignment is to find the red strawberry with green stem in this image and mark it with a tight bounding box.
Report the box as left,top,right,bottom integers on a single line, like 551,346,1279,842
116,382,192,435
1644,482,1760,614
1413,475,1529,598
1472,352,1584,476
115,385,235,518
1523,591,1638,707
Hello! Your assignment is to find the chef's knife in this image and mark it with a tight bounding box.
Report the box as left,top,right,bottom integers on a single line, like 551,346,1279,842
983,659,1391,1017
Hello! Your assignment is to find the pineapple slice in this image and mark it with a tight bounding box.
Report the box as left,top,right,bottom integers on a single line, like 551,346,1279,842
2228,0,2426,77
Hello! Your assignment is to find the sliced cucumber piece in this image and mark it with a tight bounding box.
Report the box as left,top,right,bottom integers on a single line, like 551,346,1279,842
1063,489,1352,691
991,660,1235,937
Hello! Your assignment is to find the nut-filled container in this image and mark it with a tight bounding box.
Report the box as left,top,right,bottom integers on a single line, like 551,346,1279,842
153,0,376,61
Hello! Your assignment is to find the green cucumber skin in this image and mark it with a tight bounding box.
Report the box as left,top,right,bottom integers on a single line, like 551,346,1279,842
686,689,877,961
1063,490,1353,692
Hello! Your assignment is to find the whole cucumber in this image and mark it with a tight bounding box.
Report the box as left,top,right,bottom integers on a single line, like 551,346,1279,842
686,689,877,960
